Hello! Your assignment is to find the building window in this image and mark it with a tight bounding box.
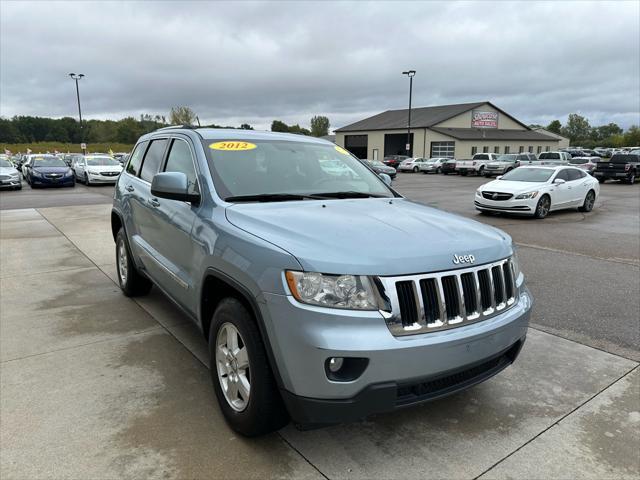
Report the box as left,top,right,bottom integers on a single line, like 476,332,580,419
494,146,500,153
505,146,510,154
537,146,542,154
482,146,489,153
471,146,478,155
528,146,533,153
430,141,455,158
546,146,550,152
519,146,524,153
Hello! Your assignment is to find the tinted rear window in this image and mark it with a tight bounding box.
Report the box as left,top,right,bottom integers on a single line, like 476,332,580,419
140,139,168,182
539,153,560,160
611,154,639,163
473,154,489,160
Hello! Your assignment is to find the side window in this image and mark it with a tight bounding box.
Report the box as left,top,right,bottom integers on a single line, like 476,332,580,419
164,139,199,195
126,141,148,176
567,169,583,181
140,138,168,183
555,169,570,181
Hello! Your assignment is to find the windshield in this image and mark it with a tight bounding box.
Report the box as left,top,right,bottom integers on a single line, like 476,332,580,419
203,140,393,200
0,159,13,168
370,161,385,167
500,167,555,182
539,152,560,160
86,157,120,166
32,157,66,168
496,154,517,162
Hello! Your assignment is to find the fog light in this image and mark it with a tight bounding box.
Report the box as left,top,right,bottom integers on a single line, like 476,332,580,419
328,357,344,373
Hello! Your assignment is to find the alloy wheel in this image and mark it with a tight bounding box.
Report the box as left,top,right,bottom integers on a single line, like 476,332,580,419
117,240,128,286
585,191,595,211
537,196,550,218
216,323,251,412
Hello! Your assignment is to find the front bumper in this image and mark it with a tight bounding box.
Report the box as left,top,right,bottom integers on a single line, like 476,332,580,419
31,175,74,186
0,177,21,188
474,196,535,214
262,286,532,425
88,174,119,183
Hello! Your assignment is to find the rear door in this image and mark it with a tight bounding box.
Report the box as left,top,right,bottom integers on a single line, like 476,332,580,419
566,168,589,204
125,138,169,281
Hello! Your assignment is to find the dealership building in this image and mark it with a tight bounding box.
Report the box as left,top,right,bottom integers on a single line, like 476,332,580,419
335,101,561,160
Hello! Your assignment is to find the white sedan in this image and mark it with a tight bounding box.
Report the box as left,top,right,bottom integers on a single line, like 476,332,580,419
73,155,123,185
398,157,428,172
475,166,599,219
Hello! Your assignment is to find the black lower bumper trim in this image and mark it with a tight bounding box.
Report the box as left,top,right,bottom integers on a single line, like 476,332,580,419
282,338,525,428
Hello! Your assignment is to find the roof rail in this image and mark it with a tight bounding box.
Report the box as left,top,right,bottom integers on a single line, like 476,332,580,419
154,124,199,131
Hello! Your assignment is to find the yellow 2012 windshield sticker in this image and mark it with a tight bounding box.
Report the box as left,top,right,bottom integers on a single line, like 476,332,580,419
209,141,257,151
334,146,349,155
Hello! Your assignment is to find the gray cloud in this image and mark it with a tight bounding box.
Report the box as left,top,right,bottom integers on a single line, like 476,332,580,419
1,0,639,131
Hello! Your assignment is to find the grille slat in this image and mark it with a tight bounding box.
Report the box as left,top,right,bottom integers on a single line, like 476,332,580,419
396,281,418,327
382,259,518,336
481,191,513,201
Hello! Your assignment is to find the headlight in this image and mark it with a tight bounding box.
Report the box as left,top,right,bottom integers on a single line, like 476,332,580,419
285,271,381,310
65,170,73,176
32,170,43,177
515,191,539,199
476,190,482,197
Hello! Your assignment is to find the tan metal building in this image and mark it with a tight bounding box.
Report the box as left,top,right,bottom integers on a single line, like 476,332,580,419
335,101,561,160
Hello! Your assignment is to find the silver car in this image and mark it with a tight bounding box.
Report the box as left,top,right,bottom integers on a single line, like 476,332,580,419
419,157,448,174
0,157,21,190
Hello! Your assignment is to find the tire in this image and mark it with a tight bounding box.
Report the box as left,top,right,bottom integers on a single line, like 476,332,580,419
478,166,485,176
484,174,492,178
115,228,152,297
628,172,636,185
579,190,596,212
85,174,91,186
505,168,512,173
413,166,419,173
460,171,468,176
443,172,449,175
436,167,441,174
209,298,289,436
534,195,551,219
598,177,605,184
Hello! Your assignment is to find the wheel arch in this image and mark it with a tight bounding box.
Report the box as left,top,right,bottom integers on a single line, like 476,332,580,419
200,268,285,389
111,209,123,241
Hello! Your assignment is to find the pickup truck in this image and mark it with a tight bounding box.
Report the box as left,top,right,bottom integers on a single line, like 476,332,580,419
533,151,571,165
455,153,499,176
594,153,639,184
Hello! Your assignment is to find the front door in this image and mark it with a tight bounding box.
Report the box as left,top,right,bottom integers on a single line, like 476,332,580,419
550,169,572,208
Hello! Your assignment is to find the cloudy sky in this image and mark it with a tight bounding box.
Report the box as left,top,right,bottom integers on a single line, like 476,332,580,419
1,1,639,131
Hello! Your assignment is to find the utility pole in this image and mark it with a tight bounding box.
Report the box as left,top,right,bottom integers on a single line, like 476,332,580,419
69,73,85,153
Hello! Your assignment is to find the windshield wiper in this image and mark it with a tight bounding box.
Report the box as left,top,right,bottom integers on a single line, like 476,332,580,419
309,191,386,199
225,193,322,203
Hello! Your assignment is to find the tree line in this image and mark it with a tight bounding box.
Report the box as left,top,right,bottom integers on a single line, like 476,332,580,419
0,106,332,145
531,114,639,148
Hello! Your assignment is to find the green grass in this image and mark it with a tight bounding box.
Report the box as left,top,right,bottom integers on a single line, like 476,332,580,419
1,142,134,154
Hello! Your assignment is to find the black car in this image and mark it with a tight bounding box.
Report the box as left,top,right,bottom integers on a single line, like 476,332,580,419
382,155,409,169
594,154,639,184
365,159,397,179
441,159,457,175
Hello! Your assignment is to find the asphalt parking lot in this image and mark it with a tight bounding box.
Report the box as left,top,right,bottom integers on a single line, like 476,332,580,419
1,174,638,479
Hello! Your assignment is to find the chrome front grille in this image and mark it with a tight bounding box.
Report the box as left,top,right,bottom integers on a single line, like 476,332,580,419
379,258,517,336
482,191,513,201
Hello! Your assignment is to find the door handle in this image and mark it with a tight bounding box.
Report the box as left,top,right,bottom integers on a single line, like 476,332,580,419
125,185,134,192
149,198,161,208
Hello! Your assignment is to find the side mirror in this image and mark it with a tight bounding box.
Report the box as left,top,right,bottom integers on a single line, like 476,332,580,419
379,173,392,186
496,175,503,180
553,178,566,185
151,172,200,203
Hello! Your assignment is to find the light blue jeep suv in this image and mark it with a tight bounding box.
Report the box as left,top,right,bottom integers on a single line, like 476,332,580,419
111,126,532,436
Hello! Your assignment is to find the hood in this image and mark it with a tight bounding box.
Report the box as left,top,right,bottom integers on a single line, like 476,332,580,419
225,198,512,276
32,166,70,174
86,164,123,172
480,179,546,194
0,166,19,175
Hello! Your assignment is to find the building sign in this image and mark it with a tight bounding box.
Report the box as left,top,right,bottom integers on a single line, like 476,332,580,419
471,110,498,128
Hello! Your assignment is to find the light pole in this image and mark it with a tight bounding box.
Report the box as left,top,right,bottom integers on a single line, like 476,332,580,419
69,73,85,153
402,70,416,155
